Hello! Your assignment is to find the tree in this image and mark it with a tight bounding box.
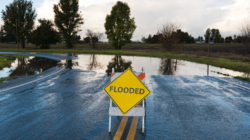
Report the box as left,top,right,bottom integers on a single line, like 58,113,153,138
241,21,250,53
1,0,37,49
85,29,103,49
53,0,84,49
236,36,242,43
29,19,60,49
104,1,136,50
72,35,81,42
84,37,90,43
147,34,152,43
151,34,159,43
220,37,225,43
225,36,233,43
210,29,222,43
0,25,17,43
204,28,211,53
158,22,179,51
141,36,146,43
176,29,195,44
204,28,211,43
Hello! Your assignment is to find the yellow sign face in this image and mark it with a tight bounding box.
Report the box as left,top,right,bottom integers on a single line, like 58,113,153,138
103,68,151,115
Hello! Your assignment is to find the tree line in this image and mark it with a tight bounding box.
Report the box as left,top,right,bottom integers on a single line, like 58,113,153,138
0,0,250,53
0,0,136,50
142,29,195,44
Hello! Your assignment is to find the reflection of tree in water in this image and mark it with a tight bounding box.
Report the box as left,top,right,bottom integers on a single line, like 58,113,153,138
9,54,79,77
158,58,178,75
9,57,62,77
242,73,250,78
106,55,132,76
58,54,79,69
87,54,103,70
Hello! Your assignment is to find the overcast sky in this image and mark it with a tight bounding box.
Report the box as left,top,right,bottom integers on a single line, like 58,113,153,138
1,0,250,41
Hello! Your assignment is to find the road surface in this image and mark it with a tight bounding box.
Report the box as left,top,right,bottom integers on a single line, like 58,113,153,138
0,52,250,140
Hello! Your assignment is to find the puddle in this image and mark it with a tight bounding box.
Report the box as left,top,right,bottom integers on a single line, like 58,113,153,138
0,54,249,83
0,56,62,82
73,54,250,77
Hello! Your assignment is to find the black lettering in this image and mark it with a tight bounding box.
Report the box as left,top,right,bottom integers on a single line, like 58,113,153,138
135,88,139,94
118,87,123,93
124,87,129,93
140,89,145,94
110,86,113,92
129,88,134,94
114,87,117,92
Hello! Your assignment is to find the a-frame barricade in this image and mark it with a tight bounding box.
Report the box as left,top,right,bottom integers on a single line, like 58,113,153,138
108,67,146,133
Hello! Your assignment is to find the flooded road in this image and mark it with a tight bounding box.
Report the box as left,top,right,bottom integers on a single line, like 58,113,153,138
0,52,250,139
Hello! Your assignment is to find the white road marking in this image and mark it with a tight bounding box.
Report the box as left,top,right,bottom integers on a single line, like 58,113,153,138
211,77,250,92
0,68,65,93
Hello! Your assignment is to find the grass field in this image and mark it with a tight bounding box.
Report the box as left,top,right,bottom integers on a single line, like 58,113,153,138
0,43,245,50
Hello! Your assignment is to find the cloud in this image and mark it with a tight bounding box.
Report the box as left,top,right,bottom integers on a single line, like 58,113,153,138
36,0,59,25
208,0,250,36
35,0,250,40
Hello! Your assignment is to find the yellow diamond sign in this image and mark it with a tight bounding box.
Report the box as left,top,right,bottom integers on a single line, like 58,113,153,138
103,68,151,115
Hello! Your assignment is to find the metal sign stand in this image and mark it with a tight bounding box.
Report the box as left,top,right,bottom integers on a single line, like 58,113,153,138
108,67,146,133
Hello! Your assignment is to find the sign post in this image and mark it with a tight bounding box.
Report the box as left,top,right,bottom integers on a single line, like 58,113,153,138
104,67,151,133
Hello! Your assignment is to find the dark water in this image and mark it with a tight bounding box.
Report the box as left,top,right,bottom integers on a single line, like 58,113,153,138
0,54,249,82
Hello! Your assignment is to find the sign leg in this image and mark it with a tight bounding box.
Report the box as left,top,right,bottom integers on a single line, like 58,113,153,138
109,115,111,132
109,68,114,133
109,99,112,132
142,68,145,133
142,99,145,133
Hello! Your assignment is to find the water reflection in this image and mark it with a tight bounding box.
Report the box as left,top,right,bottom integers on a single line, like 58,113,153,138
87,54,103,70
105,55,132,76
158,58,178,75
9,57,61,77
1,54,250,83
56,54,79,69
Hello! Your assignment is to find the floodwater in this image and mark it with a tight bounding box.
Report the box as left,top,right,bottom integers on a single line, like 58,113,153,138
0,54,249,82
0,52,250,139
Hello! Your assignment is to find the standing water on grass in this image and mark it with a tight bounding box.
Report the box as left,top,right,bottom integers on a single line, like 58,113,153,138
71,54,250,77
0,56,62,82
0,54,249,83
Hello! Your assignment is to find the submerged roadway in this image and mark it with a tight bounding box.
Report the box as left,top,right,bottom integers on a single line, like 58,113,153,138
0,52,250,140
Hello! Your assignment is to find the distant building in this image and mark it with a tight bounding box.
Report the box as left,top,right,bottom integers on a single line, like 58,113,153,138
132,41,141,44
196,41,205,44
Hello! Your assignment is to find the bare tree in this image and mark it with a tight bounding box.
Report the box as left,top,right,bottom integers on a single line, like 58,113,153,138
158,22,179,51
85,29,103,49
241,21,250,54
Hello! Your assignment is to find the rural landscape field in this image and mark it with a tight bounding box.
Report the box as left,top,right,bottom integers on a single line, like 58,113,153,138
0,0,250,140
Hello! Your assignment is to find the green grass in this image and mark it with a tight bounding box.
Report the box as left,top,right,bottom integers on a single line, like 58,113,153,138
0,43,245,49
0,76,15,83
235,77,250,82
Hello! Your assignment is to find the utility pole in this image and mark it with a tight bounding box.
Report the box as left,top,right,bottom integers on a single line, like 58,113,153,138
208,35,210,53
206,28,211,54
16,19,19,50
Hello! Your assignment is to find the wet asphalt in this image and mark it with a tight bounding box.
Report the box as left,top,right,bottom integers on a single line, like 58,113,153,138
0,52,250,140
